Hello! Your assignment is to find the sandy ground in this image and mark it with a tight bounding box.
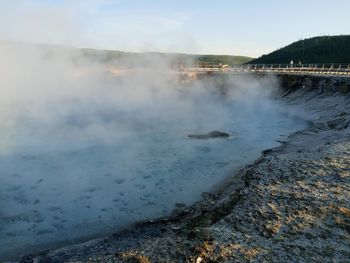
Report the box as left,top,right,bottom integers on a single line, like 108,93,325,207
13,82,350,263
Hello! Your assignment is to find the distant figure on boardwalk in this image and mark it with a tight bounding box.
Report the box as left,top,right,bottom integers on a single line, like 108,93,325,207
290,60,294,67
299,60,302,67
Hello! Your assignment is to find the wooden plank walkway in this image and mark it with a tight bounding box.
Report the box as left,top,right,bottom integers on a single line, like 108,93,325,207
181,63,350,77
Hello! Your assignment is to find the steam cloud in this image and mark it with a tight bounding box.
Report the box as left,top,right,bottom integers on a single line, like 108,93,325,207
0,41,280,153
0,33,304,262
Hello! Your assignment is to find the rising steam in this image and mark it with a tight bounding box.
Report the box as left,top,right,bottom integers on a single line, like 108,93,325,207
0,32,305,262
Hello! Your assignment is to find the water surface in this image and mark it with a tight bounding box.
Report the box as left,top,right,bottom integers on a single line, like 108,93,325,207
0,90,305,259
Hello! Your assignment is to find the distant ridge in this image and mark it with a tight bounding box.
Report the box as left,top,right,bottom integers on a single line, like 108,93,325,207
250,35,350,64
79,49,254,66
0,40,253,66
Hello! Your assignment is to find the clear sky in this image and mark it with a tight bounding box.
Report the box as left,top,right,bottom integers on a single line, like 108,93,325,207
0,0,349,57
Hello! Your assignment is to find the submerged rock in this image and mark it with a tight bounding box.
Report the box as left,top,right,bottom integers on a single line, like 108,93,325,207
187,130,231,140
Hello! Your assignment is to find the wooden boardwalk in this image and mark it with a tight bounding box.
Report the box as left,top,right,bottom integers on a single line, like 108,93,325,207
181,63,350,77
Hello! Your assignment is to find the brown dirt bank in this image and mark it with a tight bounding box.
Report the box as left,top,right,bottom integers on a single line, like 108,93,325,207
15,75,350,263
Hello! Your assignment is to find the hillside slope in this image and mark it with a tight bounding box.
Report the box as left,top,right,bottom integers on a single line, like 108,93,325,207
250,35,350,64
79,49,253,66
0,41,253,66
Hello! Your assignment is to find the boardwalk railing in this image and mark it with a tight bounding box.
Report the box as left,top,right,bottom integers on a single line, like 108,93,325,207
181,63,350,77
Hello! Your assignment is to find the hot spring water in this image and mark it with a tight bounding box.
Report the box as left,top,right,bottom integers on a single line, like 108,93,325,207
0,88,306,259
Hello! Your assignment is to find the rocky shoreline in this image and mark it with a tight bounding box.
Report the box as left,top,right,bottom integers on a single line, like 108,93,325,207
15,75,350,263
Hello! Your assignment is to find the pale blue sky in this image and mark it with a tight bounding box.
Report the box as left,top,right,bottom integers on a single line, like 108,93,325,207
0,0,349,57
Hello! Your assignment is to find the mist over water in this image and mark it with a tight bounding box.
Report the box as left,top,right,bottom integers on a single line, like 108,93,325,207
0,43,306,259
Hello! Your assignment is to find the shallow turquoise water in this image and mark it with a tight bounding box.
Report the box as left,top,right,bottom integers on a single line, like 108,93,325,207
0,95,306,259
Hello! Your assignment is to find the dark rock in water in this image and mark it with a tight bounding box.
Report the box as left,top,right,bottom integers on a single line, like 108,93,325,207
187,130,230,139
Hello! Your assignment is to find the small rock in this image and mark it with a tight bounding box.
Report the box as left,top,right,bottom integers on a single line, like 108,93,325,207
187,130,231,139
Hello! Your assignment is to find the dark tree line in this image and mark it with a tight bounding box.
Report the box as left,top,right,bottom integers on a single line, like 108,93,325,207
250,35,350,64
